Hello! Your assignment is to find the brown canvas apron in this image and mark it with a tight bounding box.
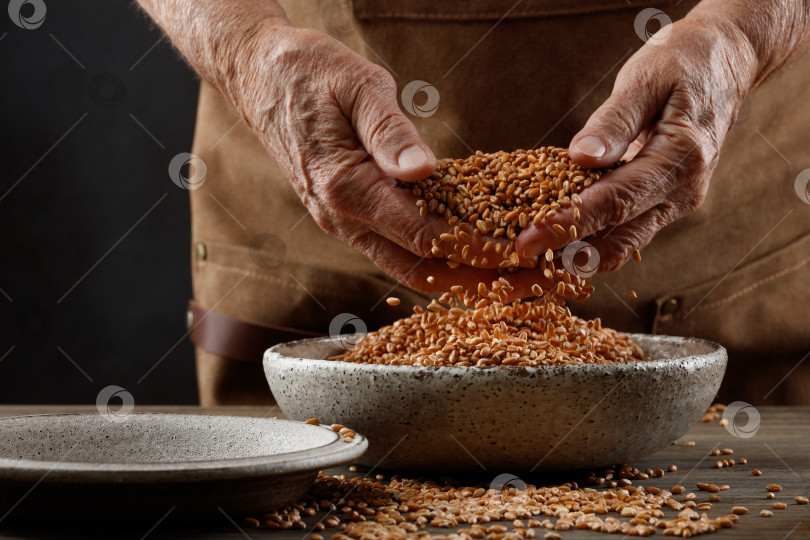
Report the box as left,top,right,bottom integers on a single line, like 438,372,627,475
187,0,810,406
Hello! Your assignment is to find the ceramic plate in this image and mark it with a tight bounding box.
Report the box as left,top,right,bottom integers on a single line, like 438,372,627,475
0,413,366,523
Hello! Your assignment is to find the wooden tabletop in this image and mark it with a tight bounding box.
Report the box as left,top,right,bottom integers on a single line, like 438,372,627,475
0,405,807,539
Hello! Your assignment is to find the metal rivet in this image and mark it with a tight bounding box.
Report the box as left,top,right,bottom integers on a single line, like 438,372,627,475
186,309,194,331
196,242,207,260
661,297,680,315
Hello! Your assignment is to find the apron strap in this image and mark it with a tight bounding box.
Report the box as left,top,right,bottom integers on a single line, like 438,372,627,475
187,300,325,363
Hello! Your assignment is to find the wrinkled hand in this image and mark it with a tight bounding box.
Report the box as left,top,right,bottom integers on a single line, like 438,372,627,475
139,0,808,298
234,25,541,295
517,15,758,271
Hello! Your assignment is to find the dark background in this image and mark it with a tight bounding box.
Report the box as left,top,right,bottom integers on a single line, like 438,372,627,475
0,1,200,404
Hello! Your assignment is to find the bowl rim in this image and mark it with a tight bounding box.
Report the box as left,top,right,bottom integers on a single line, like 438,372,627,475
265,333,727,374
0,413,367,482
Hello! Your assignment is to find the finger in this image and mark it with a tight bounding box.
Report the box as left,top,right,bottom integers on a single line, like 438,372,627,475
568,62,665,169
371,182,537,269
350,231,553,300
586,203,678,272
517,124,697,259
340,66,437,182
342,158,536,268
515,218,578,261
427,218,539,270
515,162,661,259
620,128,651,162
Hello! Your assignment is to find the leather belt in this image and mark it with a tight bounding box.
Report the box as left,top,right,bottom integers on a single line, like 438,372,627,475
187,300,325,363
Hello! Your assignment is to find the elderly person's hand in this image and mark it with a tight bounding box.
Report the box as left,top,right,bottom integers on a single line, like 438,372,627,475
517,0,810,272
137,0,542,296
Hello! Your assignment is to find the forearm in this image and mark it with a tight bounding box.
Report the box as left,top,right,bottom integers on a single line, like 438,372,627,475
135,0,290,107
689,0,810,89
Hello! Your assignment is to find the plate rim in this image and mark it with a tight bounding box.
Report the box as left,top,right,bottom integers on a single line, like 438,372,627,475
0,413,367,483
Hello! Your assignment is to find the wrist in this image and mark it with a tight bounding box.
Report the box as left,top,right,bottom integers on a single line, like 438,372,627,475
687,0,810,89
681,12,759,95
213,16,291,109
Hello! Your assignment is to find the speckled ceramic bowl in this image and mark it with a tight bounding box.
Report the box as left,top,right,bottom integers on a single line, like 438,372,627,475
265,334,726,473
0,414,366,523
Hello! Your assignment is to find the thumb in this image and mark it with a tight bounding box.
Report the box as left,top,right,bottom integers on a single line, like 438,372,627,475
350,71,437,182
568,71,659,169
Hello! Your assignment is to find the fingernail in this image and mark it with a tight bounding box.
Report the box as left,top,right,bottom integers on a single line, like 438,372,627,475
574,136,606,158
397,145,428,169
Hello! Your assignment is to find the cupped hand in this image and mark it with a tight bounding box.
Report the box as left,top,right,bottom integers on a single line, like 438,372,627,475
234,25,546,295
517,16,757,272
